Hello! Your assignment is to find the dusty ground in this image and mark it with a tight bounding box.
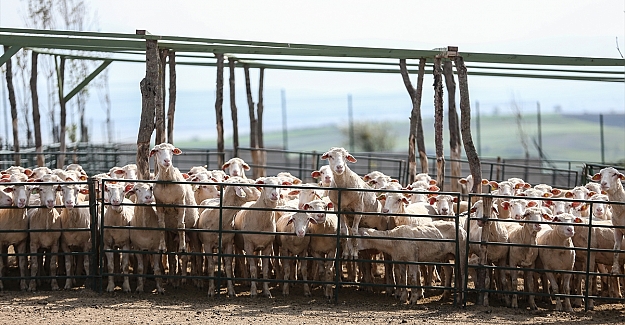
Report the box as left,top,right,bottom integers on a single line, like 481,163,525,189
1,278,625,325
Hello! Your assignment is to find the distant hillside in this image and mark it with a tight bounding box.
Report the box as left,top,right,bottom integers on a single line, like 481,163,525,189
175,113,625,165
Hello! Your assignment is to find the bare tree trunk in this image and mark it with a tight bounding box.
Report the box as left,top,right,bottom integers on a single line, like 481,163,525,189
229,58,239,157
31,51,44,167
444,60,462,192
454,56,482,194
136,38,158,180
214,53,225,167
433,57,445,190
476,194,493,306
155,49,166,145
4,46,19,165
256,68,266,177
244,64,259,177
399,58,427,183
167,51,176,144
57,56,67,169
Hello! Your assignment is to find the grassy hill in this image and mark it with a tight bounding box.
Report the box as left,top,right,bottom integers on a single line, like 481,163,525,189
175,113,625,165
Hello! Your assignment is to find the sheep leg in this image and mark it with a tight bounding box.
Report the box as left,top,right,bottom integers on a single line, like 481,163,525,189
281,248,291,296
223,244,236,298
244,243,259,297
166,232,180,288
177,214,186,253
157,212,167,252
393,262,403,299
28,244,39,292
545,272,562,311
397,264,408,303
586,253,596,309
525,269,537,310
324,250,336,300
300,251,311,297
105,246,116,292
135,253,145,293
562,273,573,312
0,244,5,291
261,245,273,298
153,253,164,294
17,241,27,291
409,263,423,304
50,242,60,291
62,242,74,290
442,265,453,301
612,228,623,275
121,244,131,293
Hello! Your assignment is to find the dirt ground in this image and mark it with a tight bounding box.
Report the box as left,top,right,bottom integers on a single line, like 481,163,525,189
1,278,625,325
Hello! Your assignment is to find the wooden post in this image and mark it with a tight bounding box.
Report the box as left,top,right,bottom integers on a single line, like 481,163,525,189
433,56,445,190
155,49,167,145
228,58,239,157
244,64,260,178
477,195,493,306
30,51,44,167
136,31,158,180
167,51,176,145
256,68,266,177
444,59,462,192
57,56,66,169
3,46,19,165
454,55,482,194
215,53,225,167
399,58,428,183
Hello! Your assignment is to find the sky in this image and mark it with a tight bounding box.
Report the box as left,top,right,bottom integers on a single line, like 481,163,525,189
0,0,624,144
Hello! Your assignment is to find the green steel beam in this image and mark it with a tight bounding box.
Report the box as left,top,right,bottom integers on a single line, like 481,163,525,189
0,45,21,67
63,60,112,102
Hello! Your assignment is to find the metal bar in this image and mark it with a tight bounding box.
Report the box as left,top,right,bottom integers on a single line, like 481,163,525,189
63,60,113,102
0,45,21,67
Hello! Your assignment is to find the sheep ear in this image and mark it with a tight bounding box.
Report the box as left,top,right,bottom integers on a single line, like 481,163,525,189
182,173,190,180
429,185,440,192
542,213,553,221
282,181,293,186
452,197,458,203
481,179,490,185
302,203,311,210
23,169,33,177
376,194,386,201
242,163,251,171
221,163,230,170
591,173,601,182
2,187,13,193
287,215,294,225
588,191,597,197
488,181,499,190
172,148,182,155
401,197,409,205
429,180,437,185
501,201,510,210
428,197,437,206
528,201,537,207
326,202,333,210
346,154,357,163
308,216,318,224
321,152,330,160
79,188,89,195
149,149,157,157
362,175,371,181
311,171,321,178
124,184,134,192
458,178,467,185
574,217,583,223
288,190,300,196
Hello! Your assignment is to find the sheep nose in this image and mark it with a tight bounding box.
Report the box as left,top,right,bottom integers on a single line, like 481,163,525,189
382,208,389,213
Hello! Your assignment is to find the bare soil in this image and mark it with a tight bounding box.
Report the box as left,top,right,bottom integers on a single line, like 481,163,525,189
1,278,625,325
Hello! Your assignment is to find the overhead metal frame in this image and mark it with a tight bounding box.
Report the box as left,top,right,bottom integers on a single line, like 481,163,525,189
0,27,622,83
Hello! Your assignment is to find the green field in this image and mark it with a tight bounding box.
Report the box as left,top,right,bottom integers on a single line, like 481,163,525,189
175,113,625,165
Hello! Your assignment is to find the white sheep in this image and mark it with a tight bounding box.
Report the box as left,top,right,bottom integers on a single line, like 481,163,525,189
126,182,165,294
590,167,625,275
404,180,439,204
276,211,312,296
377,192,434,227
234,176,288,298
311,165,333,188
307,208,339,299
589,193,611,220
27,174,63,292
102,182,134,293
150,143,201,287
109,163,138,181
506,206,544,309
0,173,31,291
222,157,250,178
58,180,92,290
197,177,260,297
536,213,575,312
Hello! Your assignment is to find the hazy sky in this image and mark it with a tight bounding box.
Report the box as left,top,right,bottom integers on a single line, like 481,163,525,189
0,0,624,143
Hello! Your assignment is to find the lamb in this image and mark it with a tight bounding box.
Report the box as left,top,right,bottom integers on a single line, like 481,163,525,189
150,143,201,287
428,194,458,219
536,213,575,312
0,173,31,291
565,186,593,218
234,176,289,298
311,165,333,188
126,182,164,294
58,180,92,290
222,157,250,178
363,171,399,190
589,193,611,220
506,207,544,309
102,182,134,293
377,192,434,227
590,167,625,275
27,174,63,291
109,163,139,181
404,180,439,204
197,177,260,297
306,208,339,299
321,147,384,249
276,211,312,296
488,180,516,219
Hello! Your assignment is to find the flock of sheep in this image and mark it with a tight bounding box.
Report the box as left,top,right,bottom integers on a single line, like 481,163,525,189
0,143,623,312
